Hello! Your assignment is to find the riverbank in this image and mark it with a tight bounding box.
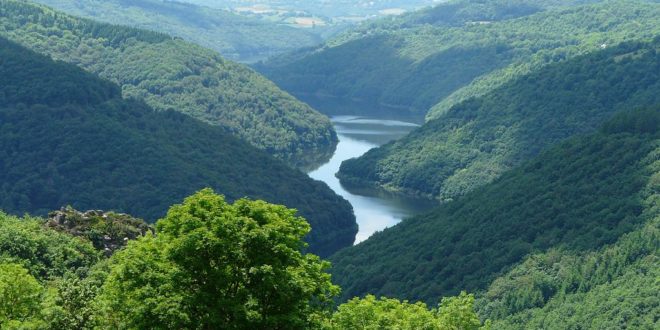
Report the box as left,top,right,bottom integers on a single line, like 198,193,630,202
307,116,436,243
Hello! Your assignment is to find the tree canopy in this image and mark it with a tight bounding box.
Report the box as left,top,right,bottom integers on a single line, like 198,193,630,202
330,292,489,330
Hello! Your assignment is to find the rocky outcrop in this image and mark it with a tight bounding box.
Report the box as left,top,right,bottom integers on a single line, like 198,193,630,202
47,207,153,256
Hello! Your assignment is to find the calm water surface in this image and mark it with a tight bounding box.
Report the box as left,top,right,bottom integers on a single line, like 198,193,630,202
307,116,437,244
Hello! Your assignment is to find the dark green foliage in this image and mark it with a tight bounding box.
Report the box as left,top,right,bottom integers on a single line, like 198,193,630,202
0,52,120,107
330,108,659,303
482,210,659,329
339,38,660,199
0,0,336,165
0,36,355,257
32,0,322,63
260,0,660,116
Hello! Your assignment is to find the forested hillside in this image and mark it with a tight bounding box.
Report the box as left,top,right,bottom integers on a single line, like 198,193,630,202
259,0,660,116
330,107,659,304
0,0,336,166
0,36,356,257
482,214,659,328
339,37,660,200
32,0,322,63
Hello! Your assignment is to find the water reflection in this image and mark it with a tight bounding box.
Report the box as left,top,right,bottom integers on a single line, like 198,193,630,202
307,116,437,244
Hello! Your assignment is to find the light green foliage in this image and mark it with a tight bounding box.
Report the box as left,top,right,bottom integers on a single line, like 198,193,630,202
0,263,45,328
0,212,104,329
0,212,99,281
331,295,439,330
329,292,489,330
330,108,660,303
45,271,108,330
33,0,322,63
0,36,356,257
96,189,339,329
0,0,336,165
437,292,486,330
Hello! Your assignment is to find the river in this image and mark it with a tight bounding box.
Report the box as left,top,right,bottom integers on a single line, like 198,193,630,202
307,116,437,244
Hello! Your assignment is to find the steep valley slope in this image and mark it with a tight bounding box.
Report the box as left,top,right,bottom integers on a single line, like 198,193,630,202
0,36,356,257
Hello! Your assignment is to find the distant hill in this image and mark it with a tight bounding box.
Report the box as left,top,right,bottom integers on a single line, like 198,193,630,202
258,0,659,117
338,37,660,200
182,0,439,26
0,0,336,167
330,107,659,303
0,36,356,257
32,0,323,63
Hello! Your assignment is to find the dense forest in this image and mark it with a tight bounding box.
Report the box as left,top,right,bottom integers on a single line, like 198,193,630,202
483,214,659,328
259,0,660,116
0,36,356,257
0,0,336,166
0,190,489,329
339,37,660,200
32,0,323,63
330,107,659,308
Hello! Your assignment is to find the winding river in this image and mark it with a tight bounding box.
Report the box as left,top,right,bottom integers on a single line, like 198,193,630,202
307,116,437,244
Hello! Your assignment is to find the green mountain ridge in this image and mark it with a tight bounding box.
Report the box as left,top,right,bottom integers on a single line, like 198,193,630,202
31,0,323,63
330,107,659,304
321,0,599,47
0,0,336,167
0,36,356,257
338,37,660,200
258,0,660,117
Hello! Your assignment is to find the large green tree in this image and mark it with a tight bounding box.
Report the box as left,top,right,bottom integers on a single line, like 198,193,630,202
95,189,339,329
